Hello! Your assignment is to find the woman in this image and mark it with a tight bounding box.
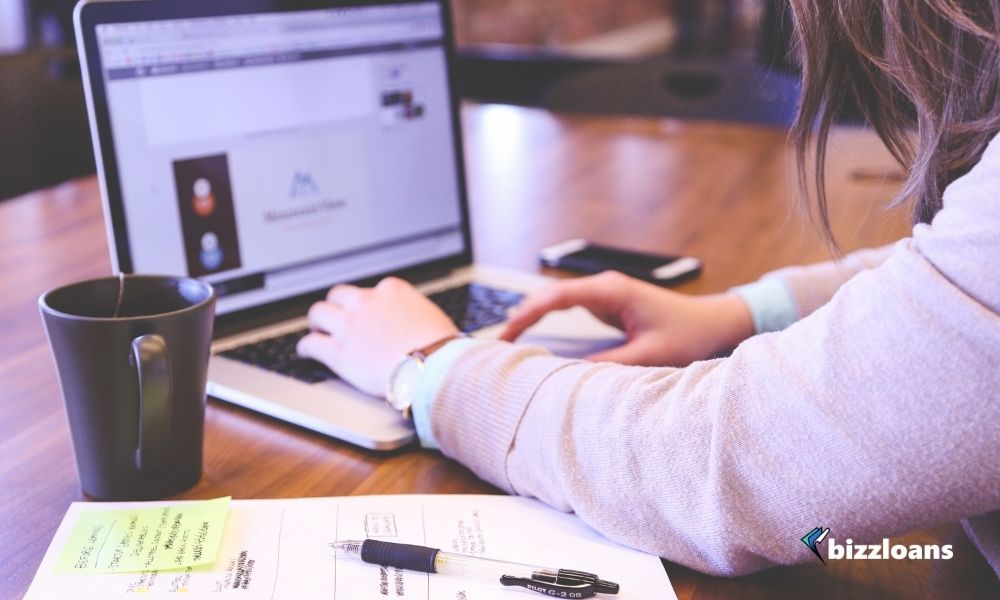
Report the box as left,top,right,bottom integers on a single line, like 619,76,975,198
297,0,1000,576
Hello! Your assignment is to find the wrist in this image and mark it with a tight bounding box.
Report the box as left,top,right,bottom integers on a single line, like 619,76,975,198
410,337,483,449
706,293,755,350
730,278,799,334
386,333,465,419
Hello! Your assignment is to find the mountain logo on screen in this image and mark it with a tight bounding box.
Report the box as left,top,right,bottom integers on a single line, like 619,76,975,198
289,171,320,199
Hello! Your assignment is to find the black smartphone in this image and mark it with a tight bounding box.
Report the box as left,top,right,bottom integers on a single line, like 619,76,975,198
539,239,701,285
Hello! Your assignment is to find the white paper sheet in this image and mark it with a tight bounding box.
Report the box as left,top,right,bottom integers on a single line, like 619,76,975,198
25,494,676,599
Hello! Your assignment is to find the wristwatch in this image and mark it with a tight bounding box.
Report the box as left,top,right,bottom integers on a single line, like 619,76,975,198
386,334,463,420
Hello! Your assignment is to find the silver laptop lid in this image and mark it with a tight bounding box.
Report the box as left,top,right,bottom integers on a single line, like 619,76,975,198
75,0,472,316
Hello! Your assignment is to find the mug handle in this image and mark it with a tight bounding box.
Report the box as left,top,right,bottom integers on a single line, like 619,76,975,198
130,334,172,472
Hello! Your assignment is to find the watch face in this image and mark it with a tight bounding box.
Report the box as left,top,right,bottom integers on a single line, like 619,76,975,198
388,356,422,412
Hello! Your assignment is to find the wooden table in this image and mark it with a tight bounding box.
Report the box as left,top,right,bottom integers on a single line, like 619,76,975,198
2,103,997,599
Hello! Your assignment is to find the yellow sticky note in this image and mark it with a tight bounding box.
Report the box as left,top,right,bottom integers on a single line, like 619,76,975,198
55,497,230,574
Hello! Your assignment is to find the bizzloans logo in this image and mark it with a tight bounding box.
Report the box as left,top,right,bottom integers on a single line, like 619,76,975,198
801,527,953,562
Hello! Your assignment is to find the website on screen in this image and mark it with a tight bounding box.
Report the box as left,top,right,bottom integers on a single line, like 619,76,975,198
96,2,465,313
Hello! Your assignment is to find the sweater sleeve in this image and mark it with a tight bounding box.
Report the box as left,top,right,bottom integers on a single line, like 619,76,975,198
427,138,1000,576
731,244,896,335
760,244,895,319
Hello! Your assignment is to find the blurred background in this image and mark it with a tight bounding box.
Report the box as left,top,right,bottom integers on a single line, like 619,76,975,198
0,0,799,201
454,0,757,58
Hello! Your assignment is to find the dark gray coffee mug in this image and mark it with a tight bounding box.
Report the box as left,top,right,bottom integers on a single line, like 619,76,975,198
39,275,215,500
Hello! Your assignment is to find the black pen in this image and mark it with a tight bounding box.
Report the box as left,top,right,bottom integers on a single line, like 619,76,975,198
331,539,620,598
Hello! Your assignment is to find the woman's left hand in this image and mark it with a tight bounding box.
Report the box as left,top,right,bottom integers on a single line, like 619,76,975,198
296,277,459,397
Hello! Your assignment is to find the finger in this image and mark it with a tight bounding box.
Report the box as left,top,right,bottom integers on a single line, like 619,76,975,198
326,284,365,307
307,301,347,335
296,331,343,369
375,276,410,292
500,276,623,341
586,339,657,366
499,288,580,342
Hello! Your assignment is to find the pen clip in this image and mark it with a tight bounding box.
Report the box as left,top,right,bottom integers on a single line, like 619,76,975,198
500,575,596,598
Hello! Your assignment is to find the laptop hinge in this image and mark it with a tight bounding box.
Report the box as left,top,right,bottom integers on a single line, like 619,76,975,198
397,263,456,286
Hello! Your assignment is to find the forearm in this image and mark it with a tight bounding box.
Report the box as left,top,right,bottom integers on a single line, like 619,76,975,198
428,242,1000,575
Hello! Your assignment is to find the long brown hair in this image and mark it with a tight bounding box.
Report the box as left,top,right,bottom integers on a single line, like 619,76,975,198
788,0,1000,243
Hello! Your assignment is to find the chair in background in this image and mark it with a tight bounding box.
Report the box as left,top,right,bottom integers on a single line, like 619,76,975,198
0,47,95,201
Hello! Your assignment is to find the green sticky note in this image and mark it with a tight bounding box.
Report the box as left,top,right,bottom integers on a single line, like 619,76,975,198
54,497,231,574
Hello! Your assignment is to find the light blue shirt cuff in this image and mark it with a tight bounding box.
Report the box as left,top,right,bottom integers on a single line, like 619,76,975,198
731,278,799,334
411,338,483,449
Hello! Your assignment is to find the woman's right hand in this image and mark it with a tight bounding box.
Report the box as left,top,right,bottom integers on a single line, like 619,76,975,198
499,271,755,367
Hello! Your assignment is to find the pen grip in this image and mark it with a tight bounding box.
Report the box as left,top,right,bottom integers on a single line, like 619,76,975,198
361,540,440,573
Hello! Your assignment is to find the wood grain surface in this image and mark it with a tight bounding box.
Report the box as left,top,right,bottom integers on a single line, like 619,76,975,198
1,103,996,599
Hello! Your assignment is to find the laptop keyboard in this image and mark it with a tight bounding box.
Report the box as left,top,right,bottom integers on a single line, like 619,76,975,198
219,283,523,384
220,328,332,383
426,282,524,334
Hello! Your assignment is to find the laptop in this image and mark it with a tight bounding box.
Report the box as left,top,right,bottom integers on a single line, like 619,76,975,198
75,0,624,450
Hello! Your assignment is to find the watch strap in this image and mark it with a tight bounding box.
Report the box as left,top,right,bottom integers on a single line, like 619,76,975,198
387,333,465,420
411,333,466,361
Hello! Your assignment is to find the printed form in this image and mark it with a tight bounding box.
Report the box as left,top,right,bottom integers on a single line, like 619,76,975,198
26,494,675,599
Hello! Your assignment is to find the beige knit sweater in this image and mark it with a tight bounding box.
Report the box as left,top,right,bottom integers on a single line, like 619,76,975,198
426,134,1000,576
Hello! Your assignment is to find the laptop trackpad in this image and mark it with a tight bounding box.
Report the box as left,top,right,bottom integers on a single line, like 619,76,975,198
518,306,625,359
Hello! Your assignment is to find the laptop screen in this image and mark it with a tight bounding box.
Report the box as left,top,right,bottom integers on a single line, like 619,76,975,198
90,1,466,315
